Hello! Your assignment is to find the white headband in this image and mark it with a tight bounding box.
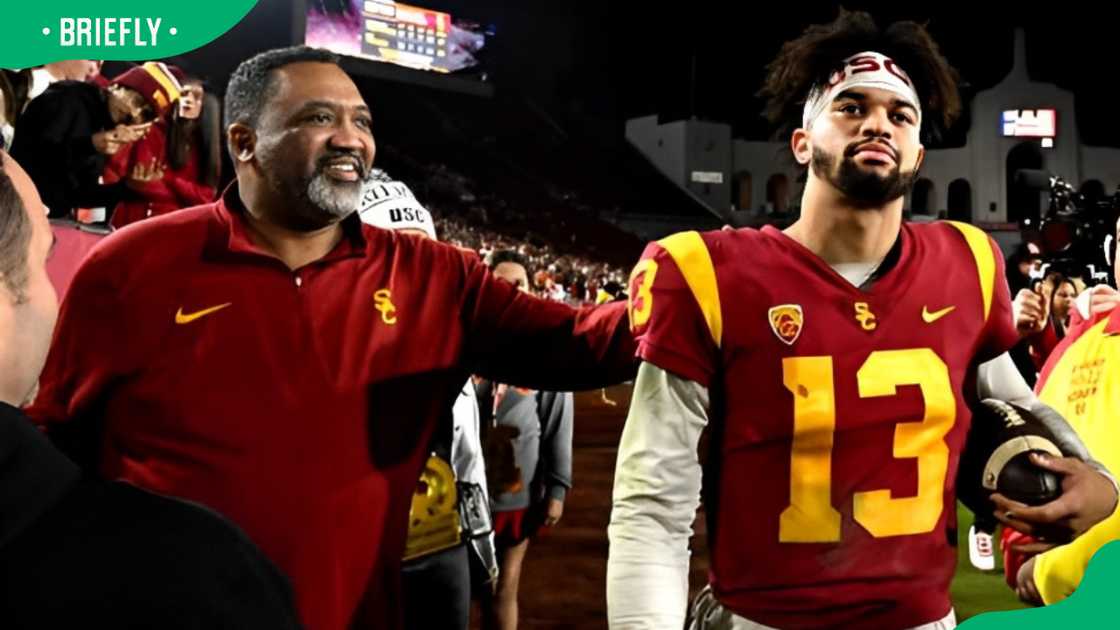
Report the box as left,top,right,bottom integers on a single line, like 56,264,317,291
801,51,921,130
358,171,437,240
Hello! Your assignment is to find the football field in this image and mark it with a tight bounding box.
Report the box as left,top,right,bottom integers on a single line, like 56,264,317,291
952,503,1031,621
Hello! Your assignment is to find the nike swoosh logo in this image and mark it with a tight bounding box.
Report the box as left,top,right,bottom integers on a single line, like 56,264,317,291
922,305,955,323
175,303,232,324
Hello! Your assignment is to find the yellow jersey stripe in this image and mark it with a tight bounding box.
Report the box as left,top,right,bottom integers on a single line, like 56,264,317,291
657,231,723,347
947,221,995,321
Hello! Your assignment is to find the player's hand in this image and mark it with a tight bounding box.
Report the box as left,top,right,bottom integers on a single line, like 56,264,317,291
1013,288,1048,336
1088,284,1120,315
1016,556,1043,605
992,453,1119,542
541,498,564,527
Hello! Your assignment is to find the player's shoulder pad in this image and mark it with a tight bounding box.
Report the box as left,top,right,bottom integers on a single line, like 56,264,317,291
631,230,723,348
940,220,1000,322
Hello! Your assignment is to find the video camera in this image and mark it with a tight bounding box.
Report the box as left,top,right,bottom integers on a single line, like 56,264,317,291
1015,169,1120,286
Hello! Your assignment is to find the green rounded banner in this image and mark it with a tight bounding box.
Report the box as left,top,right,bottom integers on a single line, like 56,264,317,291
0,0,259,68
962,541,1120,628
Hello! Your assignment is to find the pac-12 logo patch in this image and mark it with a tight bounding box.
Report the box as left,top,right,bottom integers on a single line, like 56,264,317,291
768,304,804,345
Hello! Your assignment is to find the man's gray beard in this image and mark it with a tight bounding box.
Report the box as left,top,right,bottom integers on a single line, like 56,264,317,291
306,172,361,220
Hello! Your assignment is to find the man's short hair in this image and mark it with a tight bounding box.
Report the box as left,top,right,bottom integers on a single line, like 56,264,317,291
0,162,31,303
486,249,529,272
223,46,342,130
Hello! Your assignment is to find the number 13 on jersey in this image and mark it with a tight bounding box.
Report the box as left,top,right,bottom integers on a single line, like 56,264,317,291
779,349,956,542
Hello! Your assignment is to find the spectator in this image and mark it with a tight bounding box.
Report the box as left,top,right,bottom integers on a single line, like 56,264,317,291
1007,242,1043,295
1006,243,1046,386
1051,276,1079,337
27,60,103,101
105,70,221,228
1018,275,1088,372
0,70,32,149
10,61,181,218
476,249,575,630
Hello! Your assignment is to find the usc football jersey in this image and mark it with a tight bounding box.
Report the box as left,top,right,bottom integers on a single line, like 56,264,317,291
628,222,1018,629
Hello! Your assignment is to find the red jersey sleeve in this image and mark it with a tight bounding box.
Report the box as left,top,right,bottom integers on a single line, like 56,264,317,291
977,236,1020,362
629,234,720,387
456,248,637,390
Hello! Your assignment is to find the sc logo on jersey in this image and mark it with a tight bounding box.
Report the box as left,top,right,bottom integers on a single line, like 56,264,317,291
374,289,398,325
854,302,877,331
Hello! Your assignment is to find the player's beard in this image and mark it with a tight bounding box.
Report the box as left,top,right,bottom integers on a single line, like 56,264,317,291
811,144,918,208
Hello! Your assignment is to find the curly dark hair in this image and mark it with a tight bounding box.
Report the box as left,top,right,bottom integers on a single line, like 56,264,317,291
759,9,961,142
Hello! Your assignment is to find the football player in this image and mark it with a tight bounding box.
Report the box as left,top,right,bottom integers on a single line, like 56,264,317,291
607,10,1117,629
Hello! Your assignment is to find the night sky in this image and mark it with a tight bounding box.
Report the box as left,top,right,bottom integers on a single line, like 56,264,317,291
178,1,1120,149
416,1,1120,148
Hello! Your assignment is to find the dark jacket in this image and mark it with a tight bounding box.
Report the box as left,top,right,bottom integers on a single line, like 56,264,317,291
0,402,301,629
9,80,124,217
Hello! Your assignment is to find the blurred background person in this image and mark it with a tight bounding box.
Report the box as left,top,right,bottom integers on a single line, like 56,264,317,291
476,249,575,630
27,60,104,101
104,69,221,228
0,70,32,149
9,61,180,219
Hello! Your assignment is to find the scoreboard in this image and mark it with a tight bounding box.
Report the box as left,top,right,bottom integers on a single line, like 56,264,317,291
359,1,453,73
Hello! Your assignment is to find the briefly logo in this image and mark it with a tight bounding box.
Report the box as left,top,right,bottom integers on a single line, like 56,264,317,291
922,305,956,324
768,304,804,345
374,289,398,325
174,302,231,324
854,302,877,331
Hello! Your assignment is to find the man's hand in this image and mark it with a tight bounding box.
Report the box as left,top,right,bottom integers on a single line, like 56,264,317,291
541,497,564,528
993,453,1119,542
1016,556,1044,605
129,159,166,184
1088,284,1120,316
91,122,152,155
91,131,124,156
1014,287,1049,336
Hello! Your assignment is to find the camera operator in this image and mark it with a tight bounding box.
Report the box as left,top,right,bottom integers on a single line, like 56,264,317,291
1012,171,1118,380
